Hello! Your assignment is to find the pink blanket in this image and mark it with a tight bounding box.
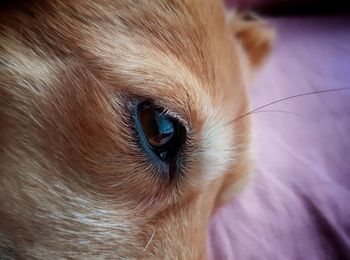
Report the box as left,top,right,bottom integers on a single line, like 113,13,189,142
208,17,350,259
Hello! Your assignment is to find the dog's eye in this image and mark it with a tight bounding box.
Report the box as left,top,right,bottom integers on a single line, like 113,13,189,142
139,106,175,152
133,101,186,175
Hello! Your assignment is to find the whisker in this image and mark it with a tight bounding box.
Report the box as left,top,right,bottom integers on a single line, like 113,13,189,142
225,87,350,126
195,147,249,153
144,229,155,252
249,109,304,117
202,87,349,148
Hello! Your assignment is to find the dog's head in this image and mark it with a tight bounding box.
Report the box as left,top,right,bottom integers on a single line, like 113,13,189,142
0,0,273,258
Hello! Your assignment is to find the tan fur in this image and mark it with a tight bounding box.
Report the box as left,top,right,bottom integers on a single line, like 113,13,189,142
0,0,273,258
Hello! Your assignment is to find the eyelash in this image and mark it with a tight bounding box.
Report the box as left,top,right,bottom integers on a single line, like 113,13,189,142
127,98,188,180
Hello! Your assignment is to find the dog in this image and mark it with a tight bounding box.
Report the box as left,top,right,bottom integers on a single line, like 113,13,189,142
0,0,273,258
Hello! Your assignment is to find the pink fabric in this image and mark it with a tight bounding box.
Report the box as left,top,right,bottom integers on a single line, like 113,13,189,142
208,17,350,260
225,0,289,8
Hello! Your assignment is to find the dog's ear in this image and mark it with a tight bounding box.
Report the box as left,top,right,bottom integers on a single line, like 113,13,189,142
227,11,275,69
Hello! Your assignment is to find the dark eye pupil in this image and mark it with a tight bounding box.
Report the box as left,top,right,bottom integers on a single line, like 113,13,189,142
134,101,186,165
140,108,174,148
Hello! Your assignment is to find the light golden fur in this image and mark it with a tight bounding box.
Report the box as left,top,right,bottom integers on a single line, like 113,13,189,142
0,0,273,258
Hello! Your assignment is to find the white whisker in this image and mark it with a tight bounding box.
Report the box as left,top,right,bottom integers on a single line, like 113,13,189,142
143,229,156,252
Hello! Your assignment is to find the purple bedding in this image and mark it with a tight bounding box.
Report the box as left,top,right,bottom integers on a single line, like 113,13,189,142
208,17,350,259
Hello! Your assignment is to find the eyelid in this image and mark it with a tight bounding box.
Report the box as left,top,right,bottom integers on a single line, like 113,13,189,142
159,108,191,134
127,98,191,133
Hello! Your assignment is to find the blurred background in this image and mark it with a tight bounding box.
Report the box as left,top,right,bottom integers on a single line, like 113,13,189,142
208,1,350,260
226,0,350,16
